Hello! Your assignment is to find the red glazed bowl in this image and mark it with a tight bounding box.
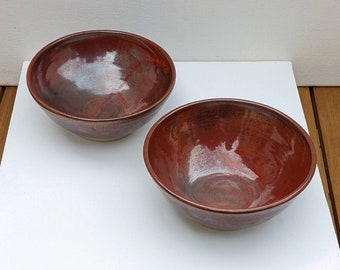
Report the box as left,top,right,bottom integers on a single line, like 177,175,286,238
143,99,316,230
27,30,176,140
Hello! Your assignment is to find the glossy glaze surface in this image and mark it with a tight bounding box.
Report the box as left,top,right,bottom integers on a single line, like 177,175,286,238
27,30,175,140
144,99,316,230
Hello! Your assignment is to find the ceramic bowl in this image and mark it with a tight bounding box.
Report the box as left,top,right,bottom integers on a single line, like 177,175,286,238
143,99,316,230
26,30,176,140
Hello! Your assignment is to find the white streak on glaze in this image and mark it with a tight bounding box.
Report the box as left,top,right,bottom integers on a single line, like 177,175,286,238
57,51,129,95
188,138,258,184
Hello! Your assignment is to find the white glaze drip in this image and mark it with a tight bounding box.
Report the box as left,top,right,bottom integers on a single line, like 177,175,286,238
57,51,129,95
188,138,258,184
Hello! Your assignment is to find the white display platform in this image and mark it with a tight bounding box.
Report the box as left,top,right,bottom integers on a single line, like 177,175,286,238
0,61,339,269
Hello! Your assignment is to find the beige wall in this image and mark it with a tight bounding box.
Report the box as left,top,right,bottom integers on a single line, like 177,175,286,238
1,0,340,86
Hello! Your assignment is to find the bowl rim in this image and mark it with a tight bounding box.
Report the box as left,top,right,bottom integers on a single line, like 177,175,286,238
26,30,176,122
143,98,317,214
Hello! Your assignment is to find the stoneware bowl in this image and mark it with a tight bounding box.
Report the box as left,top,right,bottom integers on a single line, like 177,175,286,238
26,30,176,140
143,99,316,230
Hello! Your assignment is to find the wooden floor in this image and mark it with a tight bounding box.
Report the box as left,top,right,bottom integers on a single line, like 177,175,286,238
0,86,17,163
299,87,340,244
0,85,339,244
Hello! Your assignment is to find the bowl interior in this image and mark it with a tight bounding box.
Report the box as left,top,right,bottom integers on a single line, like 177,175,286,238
145,100,315,211
27,31,175,120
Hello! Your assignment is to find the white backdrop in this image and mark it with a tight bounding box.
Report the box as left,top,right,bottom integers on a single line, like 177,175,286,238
2,0,340,86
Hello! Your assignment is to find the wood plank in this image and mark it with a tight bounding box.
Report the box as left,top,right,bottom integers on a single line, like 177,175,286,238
0,86,17,164
0,86,4,102
312,87,340,239
298,87,334,221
